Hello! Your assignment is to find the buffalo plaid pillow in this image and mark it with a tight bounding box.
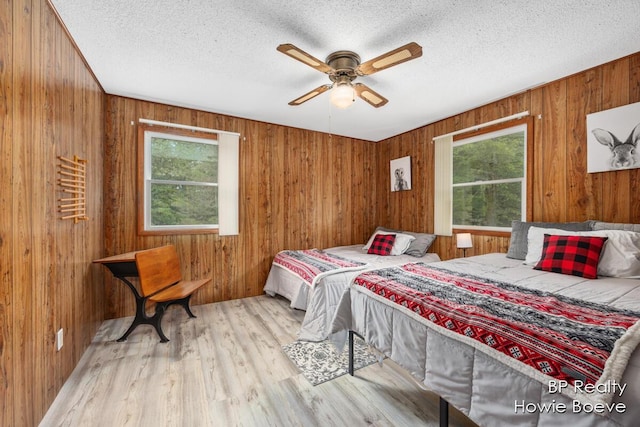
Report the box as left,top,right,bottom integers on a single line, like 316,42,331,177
533,234,608,279
367,233,396,256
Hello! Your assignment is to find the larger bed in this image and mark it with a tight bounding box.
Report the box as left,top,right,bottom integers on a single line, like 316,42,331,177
331,222,640,427
264,228,440,341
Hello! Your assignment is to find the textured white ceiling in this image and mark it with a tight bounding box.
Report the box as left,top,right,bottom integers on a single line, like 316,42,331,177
50,0,640,142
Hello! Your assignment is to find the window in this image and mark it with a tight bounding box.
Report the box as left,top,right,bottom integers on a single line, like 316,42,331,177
452,122,528,231
138,124,239,235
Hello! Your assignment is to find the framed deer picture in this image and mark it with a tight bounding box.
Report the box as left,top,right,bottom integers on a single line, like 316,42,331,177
586,101,640,173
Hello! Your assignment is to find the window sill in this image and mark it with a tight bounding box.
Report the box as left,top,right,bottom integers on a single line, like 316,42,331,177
452,228,511,238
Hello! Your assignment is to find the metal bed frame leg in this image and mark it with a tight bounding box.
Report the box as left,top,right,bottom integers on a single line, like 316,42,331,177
440,397,449,427
348,329,450,426
348,329,365,376
348,330,355,376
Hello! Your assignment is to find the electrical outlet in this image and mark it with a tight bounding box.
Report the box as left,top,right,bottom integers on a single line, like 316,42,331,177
56,328,64,351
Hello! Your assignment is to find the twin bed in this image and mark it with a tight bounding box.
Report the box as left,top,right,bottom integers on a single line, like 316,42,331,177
264,228,440,341
265,221,640,426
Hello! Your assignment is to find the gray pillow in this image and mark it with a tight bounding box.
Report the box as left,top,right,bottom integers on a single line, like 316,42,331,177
506,220,592,260
591,221,640,232
374,226,402,233
403,232,437,257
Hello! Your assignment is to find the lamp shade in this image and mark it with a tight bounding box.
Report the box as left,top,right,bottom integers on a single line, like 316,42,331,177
456,233,473,249
330,82,355,109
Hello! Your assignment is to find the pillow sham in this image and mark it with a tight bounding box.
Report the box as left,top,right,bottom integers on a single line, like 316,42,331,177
363,229,415,255
367,233,396,255
591,221,640,233
403,232,437,257
506,220,592,260
592,230,640,278
533,234,607,279
525,226,640,278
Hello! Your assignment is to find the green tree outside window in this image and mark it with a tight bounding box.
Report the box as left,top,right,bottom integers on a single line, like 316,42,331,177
452,128,526,229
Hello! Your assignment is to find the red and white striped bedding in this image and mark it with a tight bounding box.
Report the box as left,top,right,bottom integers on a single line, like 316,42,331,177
332,253,640,426
272,249,367,287
264,245,440,341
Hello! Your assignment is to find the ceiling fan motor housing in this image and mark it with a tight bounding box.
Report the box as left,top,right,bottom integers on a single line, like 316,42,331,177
326,51,361,82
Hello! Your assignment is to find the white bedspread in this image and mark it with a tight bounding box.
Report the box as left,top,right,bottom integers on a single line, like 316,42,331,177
331,253,640,427
263,244,440,341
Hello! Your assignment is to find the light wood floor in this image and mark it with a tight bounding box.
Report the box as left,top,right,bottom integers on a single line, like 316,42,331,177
41,295,478,427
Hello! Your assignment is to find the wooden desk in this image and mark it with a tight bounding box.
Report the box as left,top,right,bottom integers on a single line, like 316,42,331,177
94,250,147,341
94,250,139,276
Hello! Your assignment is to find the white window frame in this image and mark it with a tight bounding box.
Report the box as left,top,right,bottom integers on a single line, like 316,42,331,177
142,130,220,233
137,122,240,237
451,123,528,232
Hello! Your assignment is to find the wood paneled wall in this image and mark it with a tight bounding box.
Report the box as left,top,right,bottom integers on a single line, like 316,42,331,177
0,1,106,426
377,53,640,260
104,52,640,315
103,96,378,318
5,2,637,423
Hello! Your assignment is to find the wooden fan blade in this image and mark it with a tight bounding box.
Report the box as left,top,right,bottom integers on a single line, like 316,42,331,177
277,44,333,74
288,84,332,106
357,42,423,75
354,83,388,108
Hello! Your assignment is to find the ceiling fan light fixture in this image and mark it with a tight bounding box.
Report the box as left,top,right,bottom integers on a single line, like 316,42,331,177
330,81,355,109
277,42,422,108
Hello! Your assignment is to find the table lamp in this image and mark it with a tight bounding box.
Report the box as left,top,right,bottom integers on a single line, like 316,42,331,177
456,233,473,257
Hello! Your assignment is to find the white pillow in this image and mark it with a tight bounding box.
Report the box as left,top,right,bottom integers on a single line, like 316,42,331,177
524,227,577,265
594,231,640,278
363,231,416,255
525,226,640,278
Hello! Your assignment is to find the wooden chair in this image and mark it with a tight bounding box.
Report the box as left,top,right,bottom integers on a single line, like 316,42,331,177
118,245,210,342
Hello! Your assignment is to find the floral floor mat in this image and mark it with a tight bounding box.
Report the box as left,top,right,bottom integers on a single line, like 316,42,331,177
282,337,380,386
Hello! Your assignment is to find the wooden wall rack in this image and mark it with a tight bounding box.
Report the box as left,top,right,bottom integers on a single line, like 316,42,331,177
57,155,88,223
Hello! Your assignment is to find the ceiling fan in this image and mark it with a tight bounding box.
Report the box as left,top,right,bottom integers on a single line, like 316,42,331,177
276,42,423,109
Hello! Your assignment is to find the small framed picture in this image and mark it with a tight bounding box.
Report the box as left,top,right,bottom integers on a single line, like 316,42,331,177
390,156,411,192
587,101,640,173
